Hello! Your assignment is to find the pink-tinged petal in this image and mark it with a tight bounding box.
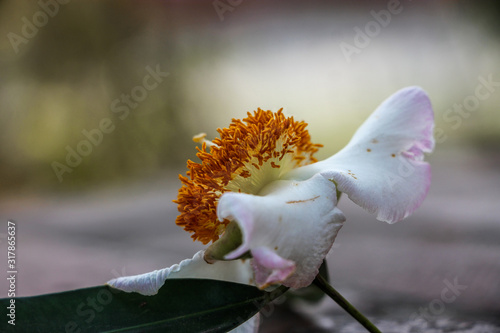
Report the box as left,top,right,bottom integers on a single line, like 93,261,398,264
217,174,346,289
251,247,296,289
106,250,253,295
287,86,434,223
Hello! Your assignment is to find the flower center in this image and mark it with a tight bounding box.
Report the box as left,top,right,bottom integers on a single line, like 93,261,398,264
174,108,322,244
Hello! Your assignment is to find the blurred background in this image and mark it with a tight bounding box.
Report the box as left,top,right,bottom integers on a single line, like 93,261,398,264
0,0,499,332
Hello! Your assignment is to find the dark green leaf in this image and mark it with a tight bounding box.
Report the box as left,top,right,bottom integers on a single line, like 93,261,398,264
1,279,287,333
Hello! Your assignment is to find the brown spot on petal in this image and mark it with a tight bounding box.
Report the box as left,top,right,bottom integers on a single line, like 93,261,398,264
391,154,396,158
347,170,357,180
286,195,320,204
367,148,372,152
371,139,379,144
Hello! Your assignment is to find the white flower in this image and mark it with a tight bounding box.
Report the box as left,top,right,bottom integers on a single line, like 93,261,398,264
108,86,434,332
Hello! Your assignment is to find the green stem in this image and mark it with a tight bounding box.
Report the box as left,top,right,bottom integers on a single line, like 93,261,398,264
313,274,382,333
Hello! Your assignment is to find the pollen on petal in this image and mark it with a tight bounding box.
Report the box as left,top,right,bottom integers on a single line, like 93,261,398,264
173,108,322,244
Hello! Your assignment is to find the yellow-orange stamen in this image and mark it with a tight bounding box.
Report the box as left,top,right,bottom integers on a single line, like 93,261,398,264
173,108,322,244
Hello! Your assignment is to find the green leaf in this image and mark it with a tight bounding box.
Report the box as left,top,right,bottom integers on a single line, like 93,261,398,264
1,279,287,333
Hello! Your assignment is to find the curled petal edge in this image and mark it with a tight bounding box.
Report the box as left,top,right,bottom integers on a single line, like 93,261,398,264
286,86,435,223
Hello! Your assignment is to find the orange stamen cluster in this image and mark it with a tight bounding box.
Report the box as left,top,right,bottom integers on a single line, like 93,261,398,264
174,108,323,244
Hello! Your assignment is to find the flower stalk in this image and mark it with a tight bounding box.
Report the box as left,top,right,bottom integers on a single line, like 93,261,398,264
313,274,382,333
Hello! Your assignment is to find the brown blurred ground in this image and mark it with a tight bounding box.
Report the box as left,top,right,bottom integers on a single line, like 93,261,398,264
1,145,499,332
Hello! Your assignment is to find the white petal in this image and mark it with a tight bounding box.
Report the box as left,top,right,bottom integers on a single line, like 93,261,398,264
287,86,434,223
106,250,253,295
217,174,346,289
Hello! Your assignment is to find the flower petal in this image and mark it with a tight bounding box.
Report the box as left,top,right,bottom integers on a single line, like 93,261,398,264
106,250,253,295
287,86,434,223
107,251,259,333
217,174,346,289
251,247,296,288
